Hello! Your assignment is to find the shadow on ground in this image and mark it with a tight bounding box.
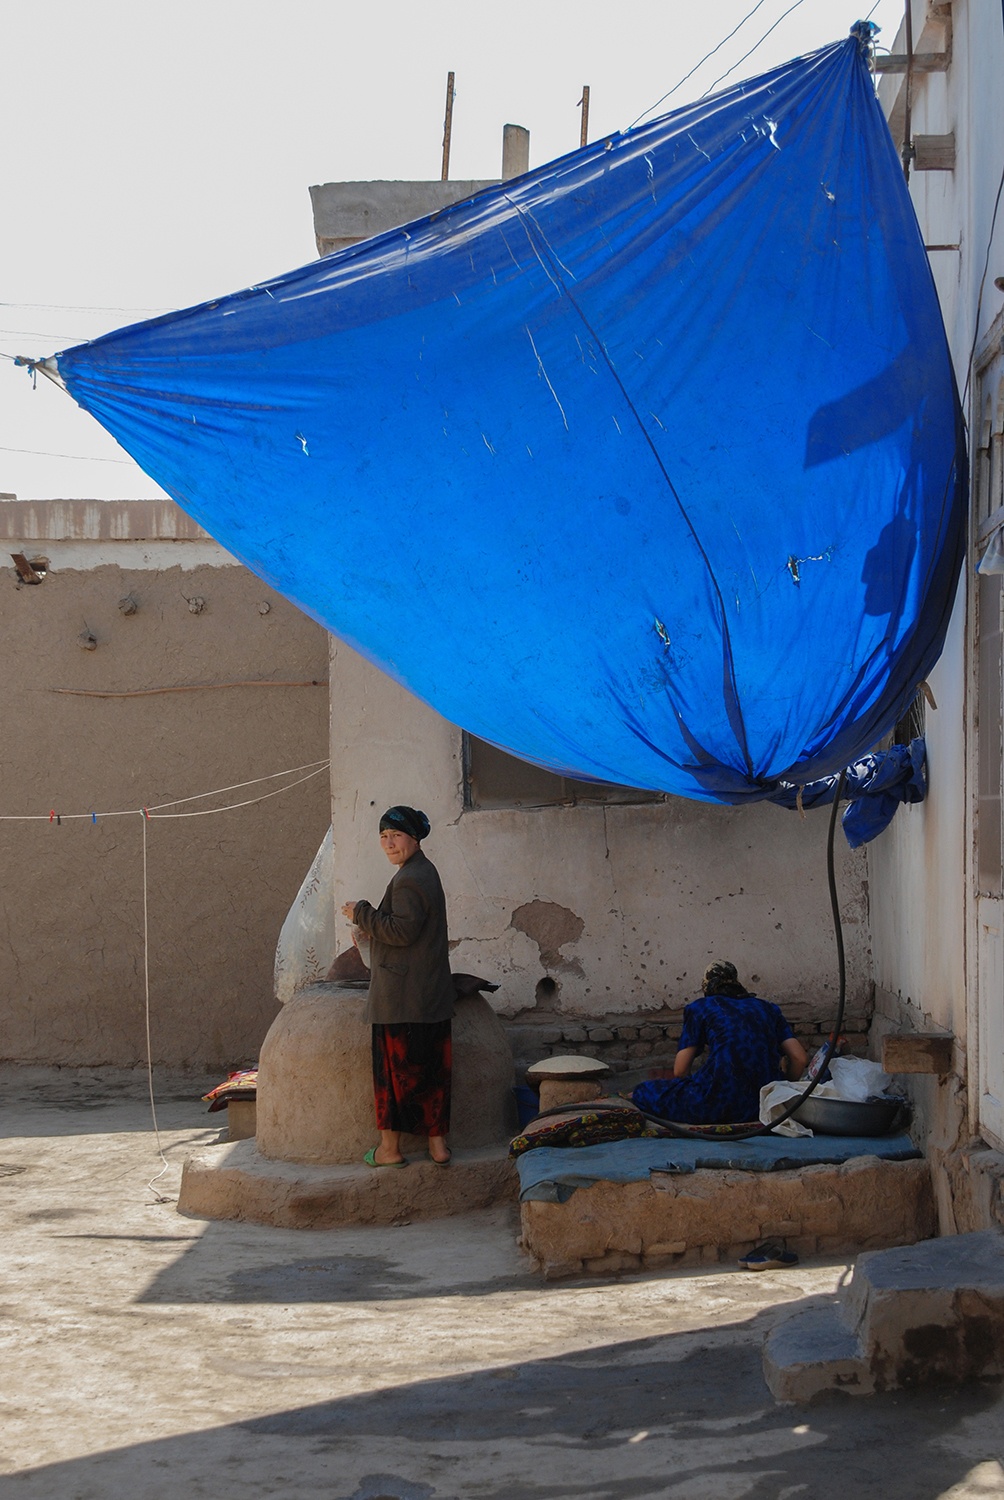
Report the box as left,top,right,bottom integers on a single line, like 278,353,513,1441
4,1320,1002,1500
135,1243,540,1302
0,1067,219,1138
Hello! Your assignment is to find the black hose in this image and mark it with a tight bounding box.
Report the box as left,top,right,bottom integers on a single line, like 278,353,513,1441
636,766,850,1141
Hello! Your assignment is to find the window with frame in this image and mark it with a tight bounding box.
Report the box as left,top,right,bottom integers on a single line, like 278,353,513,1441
462,732,666,810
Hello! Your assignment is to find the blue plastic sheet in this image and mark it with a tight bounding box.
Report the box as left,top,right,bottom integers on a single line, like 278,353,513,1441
51,29,965,803
769,737,928,846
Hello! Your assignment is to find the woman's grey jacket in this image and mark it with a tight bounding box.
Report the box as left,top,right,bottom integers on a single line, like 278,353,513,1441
352,849,455,1024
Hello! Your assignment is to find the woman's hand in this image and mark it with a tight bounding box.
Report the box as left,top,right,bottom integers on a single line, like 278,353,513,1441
340,900,358,919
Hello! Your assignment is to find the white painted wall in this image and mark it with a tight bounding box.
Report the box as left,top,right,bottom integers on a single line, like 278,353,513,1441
329,639,871,1025
869,1,1004,1162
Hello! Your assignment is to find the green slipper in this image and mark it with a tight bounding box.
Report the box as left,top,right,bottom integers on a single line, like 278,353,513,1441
363,1147,407,1168
427,1150,452,1167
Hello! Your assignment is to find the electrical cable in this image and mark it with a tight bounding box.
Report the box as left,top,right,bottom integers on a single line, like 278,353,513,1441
633,767,850,1140
0,443,134,464
628,0,773,128
0,328,91,341
1,300,171,314
701,0,811,97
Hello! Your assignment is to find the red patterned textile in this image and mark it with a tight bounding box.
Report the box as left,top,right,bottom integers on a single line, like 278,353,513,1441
202,1069,258,1113
372,1020,451,1135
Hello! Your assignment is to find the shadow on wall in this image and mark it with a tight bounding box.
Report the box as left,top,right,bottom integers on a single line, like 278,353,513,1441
7,1317,1003,1498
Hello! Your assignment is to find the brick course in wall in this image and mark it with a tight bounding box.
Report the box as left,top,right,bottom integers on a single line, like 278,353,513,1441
506,996,873,1079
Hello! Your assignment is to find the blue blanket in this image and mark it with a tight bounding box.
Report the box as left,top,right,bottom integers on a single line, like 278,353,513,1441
517,1132,921,1203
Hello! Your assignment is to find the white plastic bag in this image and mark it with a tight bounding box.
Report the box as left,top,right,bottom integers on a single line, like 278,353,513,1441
827,1055,892,1102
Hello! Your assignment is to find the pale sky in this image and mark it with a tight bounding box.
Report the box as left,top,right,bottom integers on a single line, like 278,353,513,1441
1,0,902,500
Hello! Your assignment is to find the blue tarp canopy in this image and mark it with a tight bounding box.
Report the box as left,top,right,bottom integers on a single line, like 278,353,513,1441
52,28,966,803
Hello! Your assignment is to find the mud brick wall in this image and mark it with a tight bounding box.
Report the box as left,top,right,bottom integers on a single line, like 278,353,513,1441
507,993,873,1080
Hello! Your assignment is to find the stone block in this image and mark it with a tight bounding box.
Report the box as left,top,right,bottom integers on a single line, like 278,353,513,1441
560,1025,589,1043
639,1025,663,1040
647,1239,687,1257
763,1303,873,1402
583,1251,642,1275
616,1026,639,1040
764,1228,1004,1402
537,1079,602,1111
628,1042,652,1057
587,1026,615,1043
851,1230,1004,1389
226,1100,257,1141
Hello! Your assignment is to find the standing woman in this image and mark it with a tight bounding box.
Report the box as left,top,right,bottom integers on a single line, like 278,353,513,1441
340,806,454,1166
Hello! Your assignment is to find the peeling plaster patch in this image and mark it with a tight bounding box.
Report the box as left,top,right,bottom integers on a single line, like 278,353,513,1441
510,900,585,977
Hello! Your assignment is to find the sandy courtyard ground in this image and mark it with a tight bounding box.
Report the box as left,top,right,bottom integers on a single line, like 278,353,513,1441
0,1066,1002,1500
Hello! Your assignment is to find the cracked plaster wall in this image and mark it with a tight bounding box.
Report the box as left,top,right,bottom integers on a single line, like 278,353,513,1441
0,522,330,1068
329,639,872,1026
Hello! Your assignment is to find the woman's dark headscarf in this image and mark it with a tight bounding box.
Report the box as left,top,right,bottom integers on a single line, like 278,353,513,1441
379,805,431,842
702,960,752,999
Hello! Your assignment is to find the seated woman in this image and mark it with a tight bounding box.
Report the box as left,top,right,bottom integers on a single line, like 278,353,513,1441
632,961,807,1125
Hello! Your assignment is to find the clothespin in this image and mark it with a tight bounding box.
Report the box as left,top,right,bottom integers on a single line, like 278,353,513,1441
91,812,97,824
142,807,150,820
49,809,55,822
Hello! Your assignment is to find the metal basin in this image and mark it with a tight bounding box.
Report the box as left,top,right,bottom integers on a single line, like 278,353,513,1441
790,1094,907,1137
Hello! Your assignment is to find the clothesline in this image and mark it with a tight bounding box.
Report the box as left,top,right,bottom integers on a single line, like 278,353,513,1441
0,753,331,1201
0,758,330,822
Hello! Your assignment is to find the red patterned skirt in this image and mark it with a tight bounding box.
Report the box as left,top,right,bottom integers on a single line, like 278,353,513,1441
371,1020,452,1136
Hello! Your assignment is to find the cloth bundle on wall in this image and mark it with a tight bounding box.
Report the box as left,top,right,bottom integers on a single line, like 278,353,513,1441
47,26,965,804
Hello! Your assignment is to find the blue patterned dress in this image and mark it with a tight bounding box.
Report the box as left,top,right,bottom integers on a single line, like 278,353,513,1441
632,993,795,1124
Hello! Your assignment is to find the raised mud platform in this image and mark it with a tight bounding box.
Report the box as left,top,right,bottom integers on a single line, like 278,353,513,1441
179,1138,517,1228
178,981,519,1228
519,1154,935,1278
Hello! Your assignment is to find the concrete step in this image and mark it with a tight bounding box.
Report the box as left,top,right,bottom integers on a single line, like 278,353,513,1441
763,1228,1004,1401
848,1229,1004,1390
763,1300,872,1402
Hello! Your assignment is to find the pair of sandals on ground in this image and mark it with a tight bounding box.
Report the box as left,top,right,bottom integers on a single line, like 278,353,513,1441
363,1144,451,1168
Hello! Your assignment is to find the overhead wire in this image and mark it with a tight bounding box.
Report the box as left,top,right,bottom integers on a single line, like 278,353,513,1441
0,443,135,464
702,0,811,96
1,299,171,313
628,0,773,127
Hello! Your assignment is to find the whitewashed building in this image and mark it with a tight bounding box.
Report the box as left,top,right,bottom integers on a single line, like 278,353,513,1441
870,0,1004,1228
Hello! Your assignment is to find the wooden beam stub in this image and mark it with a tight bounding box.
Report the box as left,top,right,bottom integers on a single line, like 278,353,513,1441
872,52,950,73
882,1032,953,1076
913,133,956,171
